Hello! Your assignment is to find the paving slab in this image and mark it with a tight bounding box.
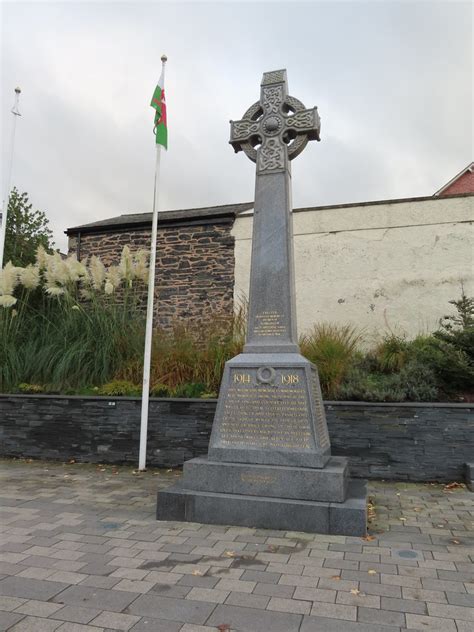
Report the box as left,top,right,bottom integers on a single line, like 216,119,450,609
1,459,473,632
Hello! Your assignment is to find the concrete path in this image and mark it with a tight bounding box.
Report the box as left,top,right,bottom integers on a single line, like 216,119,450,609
0,458,473,631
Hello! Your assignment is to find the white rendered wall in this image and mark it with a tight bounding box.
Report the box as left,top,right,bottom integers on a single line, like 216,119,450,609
232,195,474,344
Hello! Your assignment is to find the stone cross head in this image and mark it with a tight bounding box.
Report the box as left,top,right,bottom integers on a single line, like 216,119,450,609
229,69,321,174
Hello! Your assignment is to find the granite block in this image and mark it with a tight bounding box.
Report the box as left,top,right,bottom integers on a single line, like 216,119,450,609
157,484,329,532
157,480,367,536
329,479,368,537
183,456,348,502
209,354,331,468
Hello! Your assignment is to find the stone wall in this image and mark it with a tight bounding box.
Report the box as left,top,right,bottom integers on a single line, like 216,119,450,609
1,394,472,483
68,221,235,332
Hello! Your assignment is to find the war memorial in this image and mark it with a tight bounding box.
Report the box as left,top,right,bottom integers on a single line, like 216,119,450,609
157,69,368,535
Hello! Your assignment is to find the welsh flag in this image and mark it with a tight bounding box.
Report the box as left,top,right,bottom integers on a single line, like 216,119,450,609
150,70,167,149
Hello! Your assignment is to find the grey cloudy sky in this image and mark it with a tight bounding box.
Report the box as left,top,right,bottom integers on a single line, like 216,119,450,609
1,1,472,251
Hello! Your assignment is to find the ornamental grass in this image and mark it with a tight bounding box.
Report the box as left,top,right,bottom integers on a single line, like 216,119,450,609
0,247,148,392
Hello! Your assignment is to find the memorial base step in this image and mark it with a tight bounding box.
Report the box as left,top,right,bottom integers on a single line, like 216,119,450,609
156,479,367,536
182,456,349,503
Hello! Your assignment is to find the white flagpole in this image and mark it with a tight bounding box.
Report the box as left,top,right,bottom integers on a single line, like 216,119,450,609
0,87,22,268
138,54,167,471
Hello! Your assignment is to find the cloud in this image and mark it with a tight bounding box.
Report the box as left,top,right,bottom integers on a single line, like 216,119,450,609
1,1,471,252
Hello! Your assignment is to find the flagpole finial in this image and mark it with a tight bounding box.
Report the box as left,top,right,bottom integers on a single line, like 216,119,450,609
161,54,167,63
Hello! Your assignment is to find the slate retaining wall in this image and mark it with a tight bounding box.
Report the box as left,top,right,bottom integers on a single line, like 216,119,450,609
0,395,472,482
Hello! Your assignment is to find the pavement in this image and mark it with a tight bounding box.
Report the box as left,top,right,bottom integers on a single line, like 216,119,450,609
0,458,473,632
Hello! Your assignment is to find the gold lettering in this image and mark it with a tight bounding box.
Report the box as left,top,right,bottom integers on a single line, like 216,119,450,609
281,374,299,385
233,373,251,384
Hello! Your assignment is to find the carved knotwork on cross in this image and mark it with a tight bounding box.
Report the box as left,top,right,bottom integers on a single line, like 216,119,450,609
230,69,321,174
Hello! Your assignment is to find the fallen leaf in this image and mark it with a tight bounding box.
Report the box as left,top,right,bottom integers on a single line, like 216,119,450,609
166,469,173,473
362,535,376,542
224,551,237,558
350,588,361,595
451,539,461,545
330,575,341,581
368,569,377,575
443,481,463,491
192,570,204,576
217,625,231,631
399,517,407,522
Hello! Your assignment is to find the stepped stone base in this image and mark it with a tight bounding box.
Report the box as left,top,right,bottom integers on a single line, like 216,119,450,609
156,456,367,536
183,456,349,502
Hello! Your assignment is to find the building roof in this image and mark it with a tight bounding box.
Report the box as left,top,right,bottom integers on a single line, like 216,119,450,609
65,192,473,236
434,162,474,196
65,202,254,235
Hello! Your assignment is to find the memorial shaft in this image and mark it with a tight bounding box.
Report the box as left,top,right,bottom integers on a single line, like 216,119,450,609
230,69,320,353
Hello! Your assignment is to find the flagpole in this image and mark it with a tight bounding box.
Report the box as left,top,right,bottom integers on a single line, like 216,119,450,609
0,87,22,269
138,54,167,471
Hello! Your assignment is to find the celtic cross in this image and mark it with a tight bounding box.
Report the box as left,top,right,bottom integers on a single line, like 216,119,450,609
230,69,320,174
229,69,321,354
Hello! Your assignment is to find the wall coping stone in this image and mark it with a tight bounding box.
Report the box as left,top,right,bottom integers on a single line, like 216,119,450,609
66,193,473,235
0,393,471,409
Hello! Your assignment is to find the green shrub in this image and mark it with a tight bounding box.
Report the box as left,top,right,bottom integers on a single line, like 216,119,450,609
407,335,473,395
375,334,409,372
17,383,45,394
171,382,207,398
0,247,147,393
150,383,170,397
300,324,363,398
98,380,141,396
396,361,439,401
338,356,438,402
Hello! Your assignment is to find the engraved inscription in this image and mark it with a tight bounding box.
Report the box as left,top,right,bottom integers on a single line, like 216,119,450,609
254,311,286,336
282,373,299,385
219,368,313,451
312,368,330,448
241,473,276,484
233,373,251,384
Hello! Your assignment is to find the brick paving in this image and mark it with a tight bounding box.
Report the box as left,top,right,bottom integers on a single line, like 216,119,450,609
0,458,472,632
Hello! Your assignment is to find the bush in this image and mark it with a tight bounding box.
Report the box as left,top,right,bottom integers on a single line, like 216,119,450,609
0,247,148,393
171,382,207,398
338,358,438,402
407,335,473,395
98,381,141,396
150,383,170,397
300,324,363,398
114,303,246,395
375,335,409,372
17,383,45,394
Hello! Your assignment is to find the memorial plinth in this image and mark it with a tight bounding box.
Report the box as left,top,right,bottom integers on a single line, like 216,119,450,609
157,69,367,535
